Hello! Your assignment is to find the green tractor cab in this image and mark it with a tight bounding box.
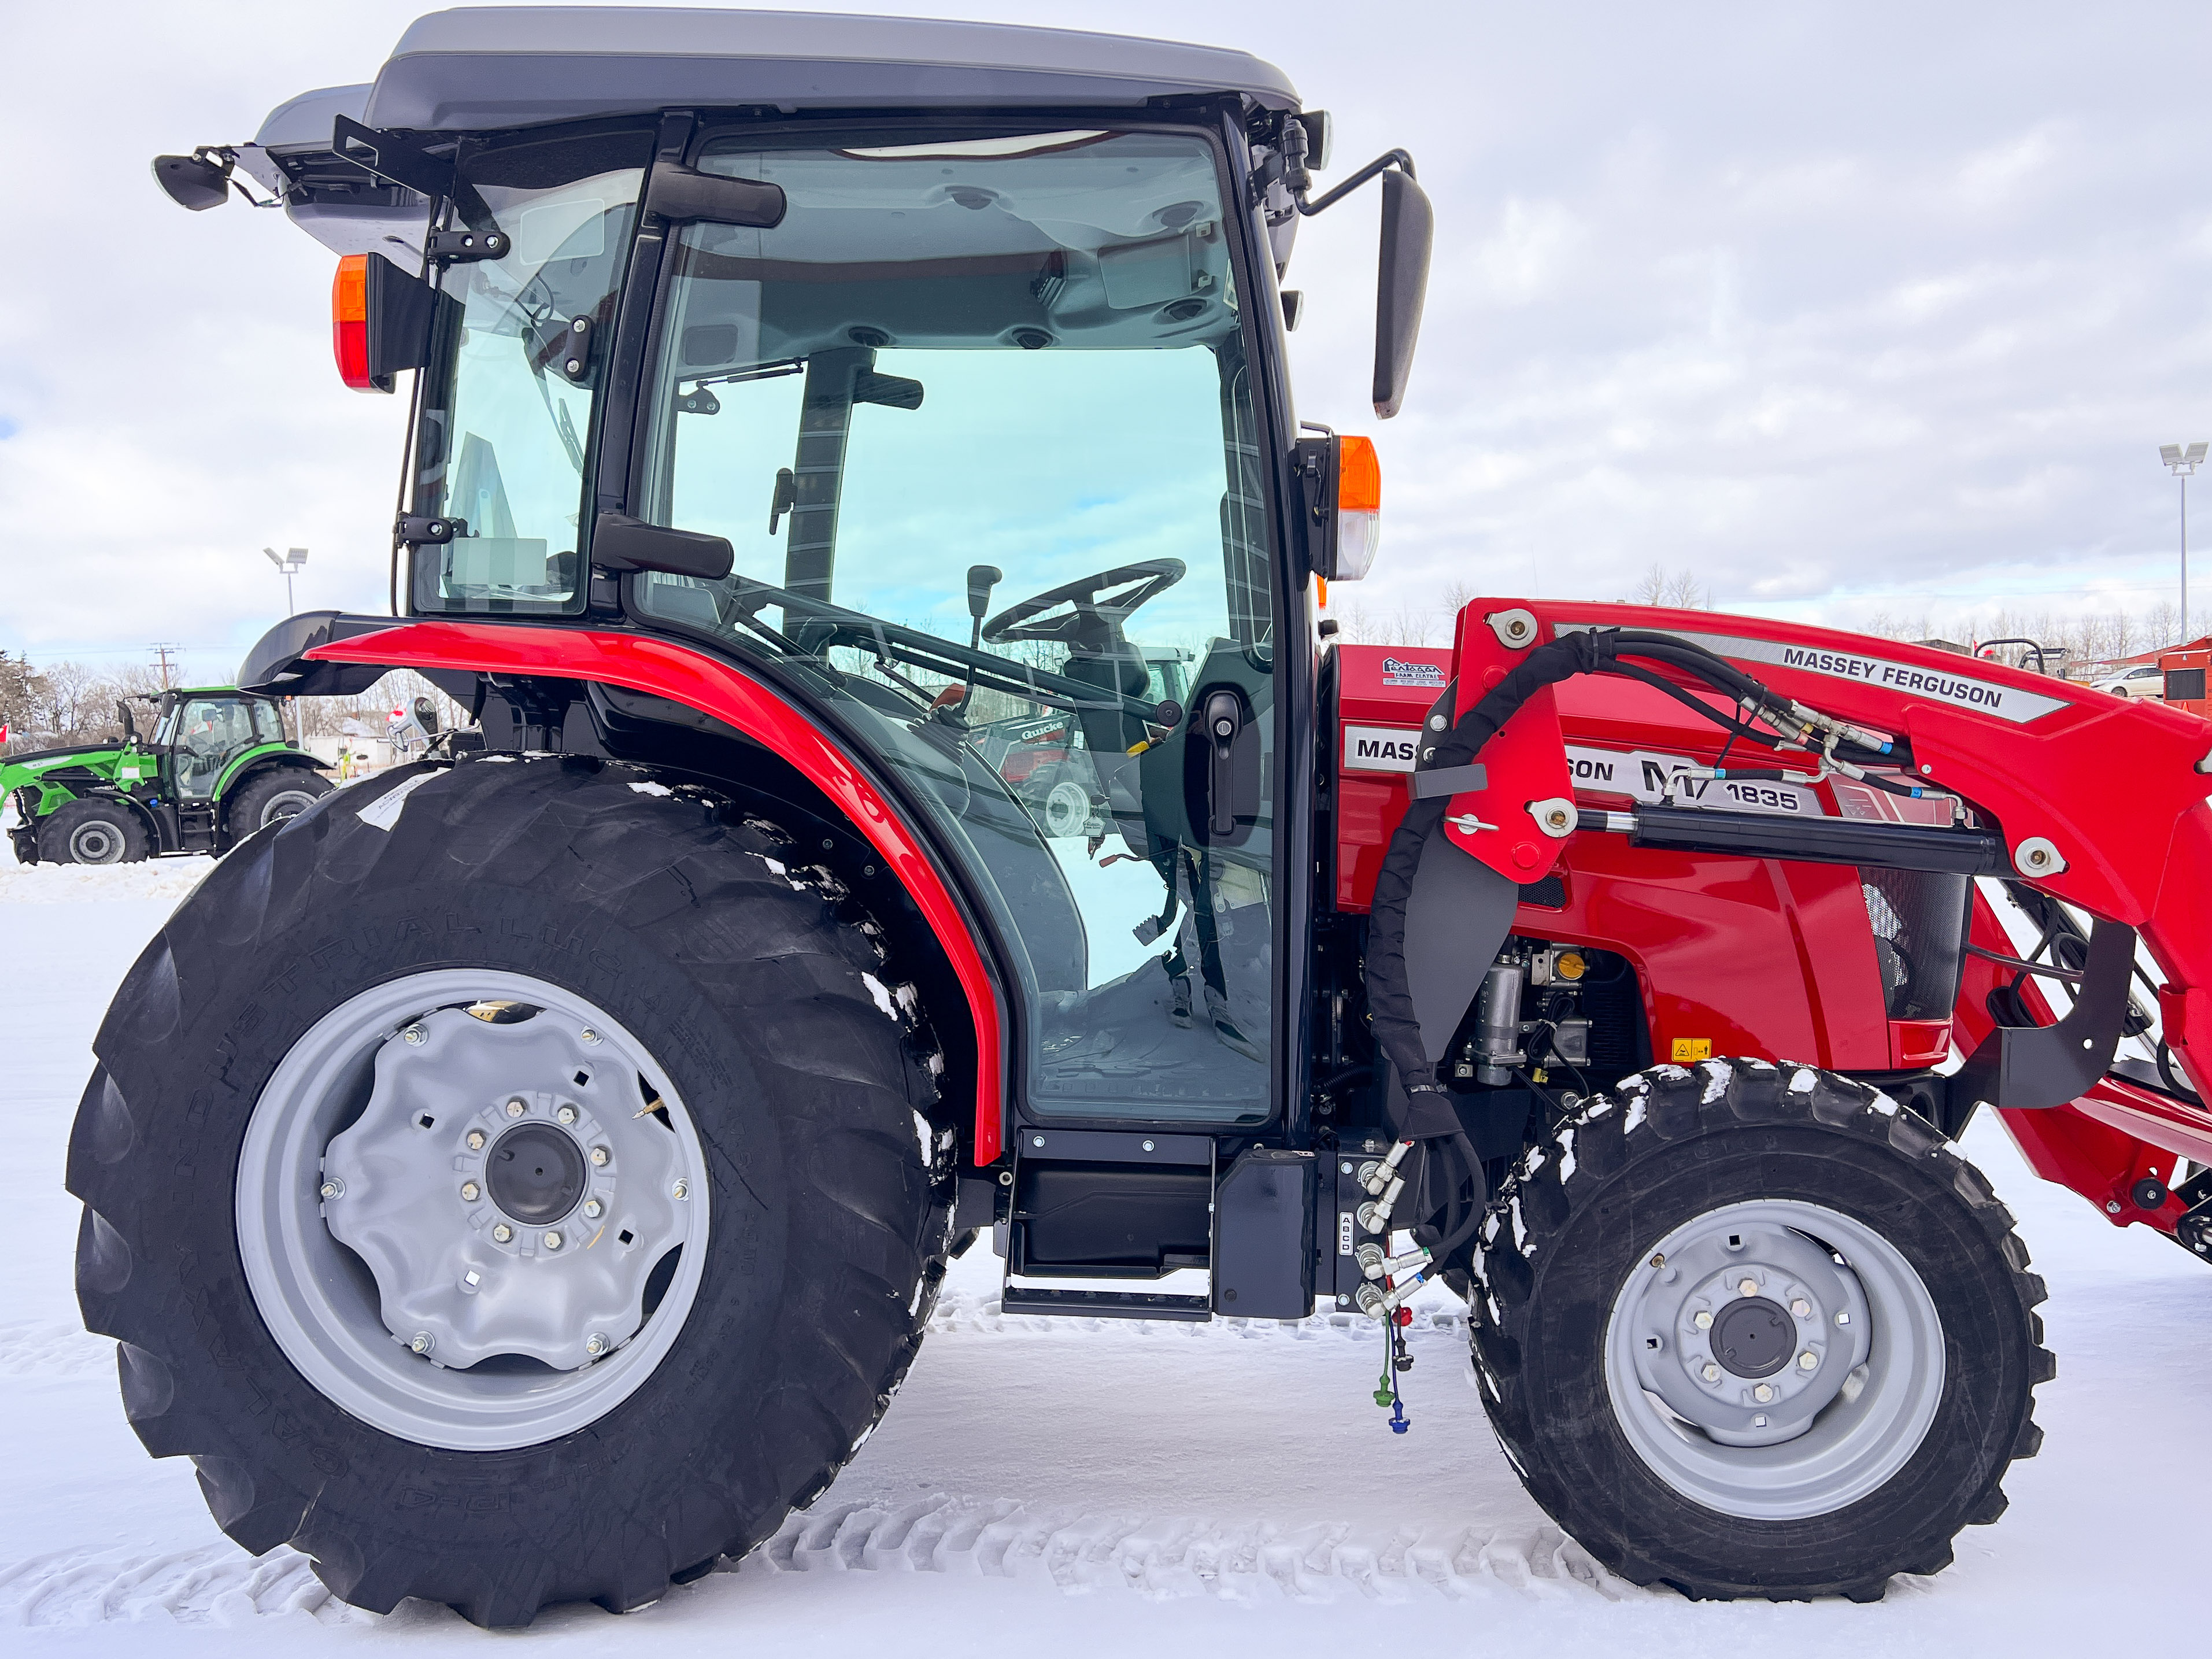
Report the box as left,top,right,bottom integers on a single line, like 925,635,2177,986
3,686,332,864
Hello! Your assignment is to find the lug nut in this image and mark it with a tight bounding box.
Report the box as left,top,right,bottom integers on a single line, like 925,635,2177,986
319,1177,345,1200
460,1181,480,1202
409,1332,434,1355
493,1223,513,1243
672,1178,689,1200
1754,1383,1775,1403
1693,1309,1714,1329
1835,1311,1851,1325
545,1231,564,1251
467,1130,486,1151
557,1104,579,1125
1701,1362,1721,1382
1791,1299,1811,1318
401,1025,427,1047
591,1146,611,1167
585,1333,609,1357
1797,1351,1818,1371
584,1198,603,1218
1738,1277,1759,1298
507,1098,528,1118
580,1028,601,1045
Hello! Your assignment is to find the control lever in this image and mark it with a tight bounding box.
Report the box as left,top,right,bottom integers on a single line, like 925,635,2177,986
1203,689,1244,837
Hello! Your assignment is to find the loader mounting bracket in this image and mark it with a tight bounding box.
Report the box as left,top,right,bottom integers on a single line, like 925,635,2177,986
1952,918,2136,1113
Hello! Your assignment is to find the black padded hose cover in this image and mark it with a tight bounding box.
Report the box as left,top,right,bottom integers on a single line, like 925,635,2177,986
1364,629,1618,1115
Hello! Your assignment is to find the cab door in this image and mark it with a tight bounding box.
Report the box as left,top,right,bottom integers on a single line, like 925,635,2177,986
623,123,1287,1132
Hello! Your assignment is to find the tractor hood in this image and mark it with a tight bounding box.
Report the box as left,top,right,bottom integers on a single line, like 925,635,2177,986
225,8,1298,259
1,743,123,778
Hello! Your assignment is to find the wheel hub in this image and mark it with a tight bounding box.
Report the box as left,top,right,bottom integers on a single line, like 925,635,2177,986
486,1122,589,1224
1711,1295,1793,1379
1603,1198,1945,1520
318,1006,691,1373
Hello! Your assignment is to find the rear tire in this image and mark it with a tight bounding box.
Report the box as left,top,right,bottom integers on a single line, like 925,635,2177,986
40,799,149,864
1471,1058,2051,1601
68,756,954,1625
225,766,334,837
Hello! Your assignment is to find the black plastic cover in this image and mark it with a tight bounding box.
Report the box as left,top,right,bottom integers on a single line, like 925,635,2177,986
1210,1148,1312,1318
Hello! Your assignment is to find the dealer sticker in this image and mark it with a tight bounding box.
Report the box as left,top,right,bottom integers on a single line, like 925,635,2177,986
1379,655,1447,689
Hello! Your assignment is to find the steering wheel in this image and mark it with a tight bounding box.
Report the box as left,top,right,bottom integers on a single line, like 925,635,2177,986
981,559,1186,648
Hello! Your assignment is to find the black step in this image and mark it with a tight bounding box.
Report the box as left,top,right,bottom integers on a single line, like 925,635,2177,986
999,1286,1211,1321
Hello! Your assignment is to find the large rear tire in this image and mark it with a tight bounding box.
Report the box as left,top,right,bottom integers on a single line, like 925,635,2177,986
1471,1058,2051,1601
224,766,334,838
68,756,953,1625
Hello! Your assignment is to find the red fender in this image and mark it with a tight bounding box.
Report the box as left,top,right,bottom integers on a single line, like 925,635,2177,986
308,622,1007,1163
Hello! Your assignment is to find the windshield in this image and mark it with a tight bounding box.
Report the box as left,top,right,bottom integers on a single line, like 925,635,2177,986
634,128,1277,1125
409,131,652,614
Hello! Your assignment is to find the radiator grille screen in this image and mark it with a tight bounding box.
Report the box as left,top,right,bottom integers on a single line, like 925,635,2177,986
1860,867,1972,1021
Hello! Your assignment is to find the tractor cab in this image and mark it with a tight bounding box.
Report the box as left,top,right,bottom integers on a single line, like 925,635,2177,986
210,6,1430,1232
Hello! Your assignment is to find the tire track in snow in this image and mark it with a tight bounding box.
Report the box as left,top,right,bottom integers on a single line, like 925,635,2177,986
0,1543,368,1627
740,1494,1637,1603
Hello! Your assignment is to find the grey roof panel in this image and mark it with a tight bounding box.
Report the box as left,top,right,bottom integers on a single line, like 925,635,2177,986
362,6,1299,131
253,84,372,152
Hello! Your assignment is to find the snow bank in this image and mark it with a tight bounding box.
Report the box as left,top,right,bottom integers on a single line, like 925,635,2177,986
0,859,211,907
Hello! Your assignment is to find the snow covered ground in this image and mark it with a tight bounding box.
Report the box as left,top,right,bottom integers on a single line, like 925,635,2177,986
3,860,2205,1652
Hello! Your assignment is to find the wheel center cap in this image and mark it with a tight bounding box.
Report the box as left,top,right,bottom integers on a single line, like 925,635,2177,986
487,1122,587,1225
1712,1295,1794,1379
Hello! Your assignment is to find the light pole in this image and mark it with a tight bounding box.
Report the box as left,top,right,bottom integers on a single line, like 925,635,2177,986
262,546,309,616
2159,445,2206,641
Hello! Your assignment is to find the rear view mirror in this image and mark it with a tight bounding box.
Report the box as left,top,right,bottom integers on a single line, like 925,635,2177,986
646,164,787,229
1373,169,1433,418
152,153,232,212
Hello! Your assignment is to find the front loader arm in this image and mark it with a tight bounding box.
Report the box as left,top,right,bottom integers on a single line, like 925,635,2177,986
1416,600,2212,1107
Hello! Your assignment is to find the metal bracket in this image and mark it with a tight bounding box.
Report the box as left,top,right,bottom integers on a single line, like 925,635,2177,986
1952,918,2136,1111
427,228,510,264
332,114,454,201
394,514,463,549
1407,763,1486,800
1486,608,1538,650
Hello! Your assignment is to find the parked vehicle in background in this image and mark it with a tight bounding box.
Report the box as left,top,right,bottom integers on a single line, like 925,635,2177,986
3,686,331,863
2093,664,2166,699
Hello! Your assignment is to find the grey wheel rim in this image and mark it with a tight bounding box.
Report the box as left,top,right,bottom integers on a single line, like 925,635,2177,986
1603,1198,1944,1520
68,818,126,863
256,787,321,827
236,969,712,1451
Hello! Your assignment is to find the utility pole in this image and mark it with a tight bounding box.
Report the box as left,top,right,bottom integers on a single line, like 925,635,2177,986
2160,444,2207,642
151,644,181,690
263,546,309,616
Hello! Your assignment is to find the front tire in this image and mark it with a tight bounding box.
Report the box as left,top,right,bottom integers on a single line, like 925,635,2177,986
69,756,953,1625
41,799,150,864
1471,1058,2051,1601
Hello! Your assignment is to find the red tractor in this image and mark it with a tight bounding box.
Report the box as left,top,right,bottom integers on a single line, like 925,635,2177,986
88,6,2212,1626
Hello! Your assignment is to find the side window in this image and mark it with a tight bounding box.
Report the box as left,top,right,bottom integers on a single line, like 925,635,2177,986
408,133,650,615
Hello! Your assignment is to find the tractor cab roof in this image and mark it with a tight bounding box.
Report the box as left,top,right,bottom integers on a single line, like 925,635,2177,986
238,8,1298,255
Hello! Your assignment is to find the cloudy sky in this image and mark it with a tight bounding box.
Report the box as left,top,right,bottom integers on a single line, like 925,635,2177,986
3,1,2209,685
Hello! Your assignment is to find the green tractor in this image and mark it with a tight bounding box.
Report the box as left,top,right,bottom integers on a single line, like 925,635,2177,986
3,685,332,865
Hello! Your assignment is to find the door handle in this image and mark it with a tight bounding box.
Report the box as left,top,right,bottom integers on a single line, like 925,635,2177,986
1202,689,1243,837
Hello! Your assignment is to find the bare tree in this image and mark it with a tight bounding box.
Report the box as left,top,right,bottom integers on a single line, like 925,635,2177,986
1630,564,1711,610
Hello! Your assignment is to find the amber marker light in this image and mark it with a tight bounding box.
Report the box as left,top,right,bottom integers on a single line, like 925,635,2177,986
332,254,376,391
1336,435,1381,579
